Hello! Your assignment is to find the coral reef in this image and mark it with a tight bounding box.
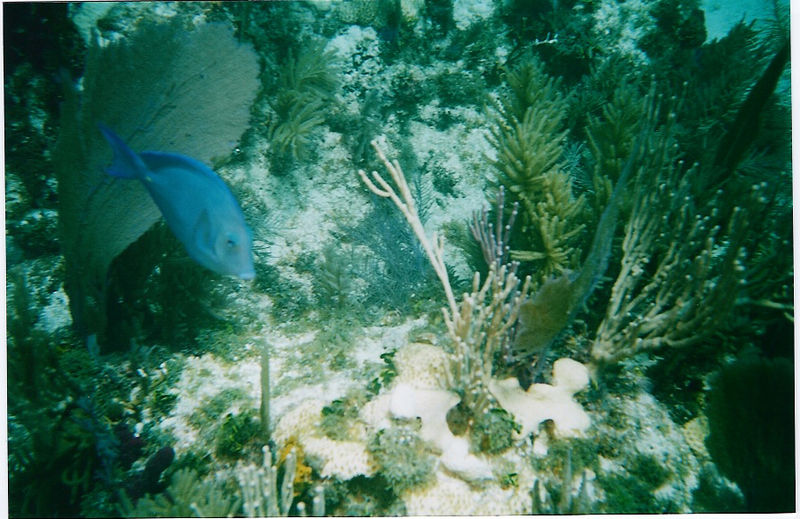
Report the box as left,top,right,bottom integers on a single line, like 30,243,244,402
7,0,792,516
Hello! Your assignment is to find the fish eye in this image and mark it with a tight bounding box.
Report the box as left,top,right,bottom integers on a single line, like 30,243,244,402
226,234,238,249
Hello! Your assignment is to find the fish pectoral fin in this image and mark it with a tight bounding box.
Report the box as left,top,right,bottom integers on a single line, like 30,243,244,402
192,209,216,258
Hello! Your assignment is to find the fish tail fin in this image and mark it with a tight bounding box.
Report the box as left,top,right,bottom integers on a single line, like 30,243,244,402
98,123,148,179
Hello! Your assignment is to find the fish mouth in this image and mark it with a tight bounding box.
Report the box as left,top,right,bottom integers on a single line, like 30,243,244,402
238,270,256,280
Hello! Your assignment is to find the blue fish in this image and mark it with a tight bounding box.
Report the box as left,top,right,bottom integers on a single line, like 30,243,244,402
99,124,255,280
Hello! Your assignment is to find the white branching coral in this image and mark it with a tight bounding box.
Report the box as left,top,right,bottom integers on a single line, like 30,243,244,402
358,140,530,422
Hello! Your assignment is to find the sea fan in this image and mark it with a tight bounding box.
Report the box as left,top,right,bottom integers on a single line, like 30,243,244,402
54,17,260,344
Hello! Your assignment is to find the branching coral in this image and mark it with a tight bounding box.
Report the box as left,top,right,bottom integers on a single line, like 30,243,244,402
590,103,755,364
442,261,530,419
237,446,295,517
487,63,568,194
358,140,459,316
359,140,530,424
486,58,587,283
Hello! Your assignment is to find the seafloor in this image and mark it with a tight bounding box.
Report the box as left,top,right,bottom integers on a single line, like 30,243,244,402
5,0,793,517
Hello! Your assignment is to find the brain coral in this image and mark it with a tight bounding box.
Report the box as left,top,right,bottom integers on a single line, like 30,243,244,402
393,342,451,389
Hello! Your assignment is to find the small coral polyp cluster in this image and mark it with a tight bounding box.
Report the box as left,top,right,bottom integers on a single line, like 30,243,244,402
6,0,792,516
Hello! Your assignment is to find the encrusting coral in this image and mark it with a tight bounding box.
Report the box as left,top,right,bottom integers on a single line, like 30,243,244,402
489,358,591,438
387,382,492,482
272,399,376,481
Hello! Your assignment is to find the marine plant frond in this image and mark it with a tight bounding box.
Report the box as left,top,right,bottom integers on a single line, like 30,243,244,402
764,0,790,48
269,89,306,120
502,58,566,122
487,104,568,196
681,20,766,130
584,80,648,215
279,40,340,100
315,243,353,311
267,40,338,165
487,60,569,188
510,171,587,285
268,95,326,159
486,57,585,285
367,425,436,494
119,468,242,517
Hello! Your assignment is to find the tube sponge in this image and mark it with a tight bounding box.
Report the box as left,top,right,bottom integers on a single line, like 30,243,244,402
54,18,259,344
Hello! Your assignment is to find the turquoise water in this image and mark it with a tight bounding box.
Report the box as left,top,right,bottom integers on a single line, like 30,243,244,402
5,1,793,516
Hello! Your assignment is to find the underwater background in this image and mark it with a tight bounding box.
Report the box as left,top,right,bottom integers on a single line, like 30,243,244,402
4,0,793,516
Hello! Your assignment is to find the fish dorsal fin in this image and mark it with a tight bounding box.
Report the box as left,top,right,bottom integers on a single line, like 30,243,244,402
140,151,220,181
